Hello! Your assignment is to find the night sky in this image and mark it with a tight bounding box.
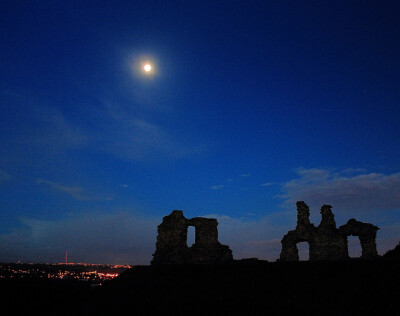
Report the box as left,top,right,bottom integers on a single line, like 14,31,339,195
1,1,400,264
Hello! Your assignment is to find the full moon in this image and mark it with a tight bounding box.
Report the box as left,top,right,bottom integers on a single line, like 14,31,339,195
144,64,152,72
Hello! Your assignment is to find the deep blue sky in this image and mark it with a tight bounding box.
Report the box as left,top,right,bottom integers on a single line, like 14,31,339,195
1,1,400,264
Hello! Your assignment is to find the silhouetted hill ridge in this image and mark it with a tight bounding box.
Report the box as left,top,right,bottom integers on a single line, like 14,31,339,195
382,241,400,259
88,259,400,315
3,259,400,315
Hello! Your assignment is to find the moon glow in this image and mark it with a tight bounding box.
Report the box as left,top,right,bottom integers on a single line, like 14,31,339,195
144,64,152,72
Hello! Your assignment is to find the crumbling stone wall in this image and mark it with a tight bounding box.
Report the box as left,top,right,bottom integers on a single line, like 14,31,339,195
280,202,316,261
312,204,348,260
152,210,233,264
339,219,379,259
280,202,379,261
151,210,189,264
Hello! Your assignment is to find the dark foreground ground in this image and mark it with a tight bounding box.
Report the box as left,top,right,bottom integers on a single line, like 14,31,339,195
2,259,400,315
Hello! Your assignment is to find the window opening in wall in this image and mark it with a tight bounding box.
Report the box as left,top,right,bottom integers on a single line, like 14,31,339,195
297,241,309,261
187,226,195,247
348,236,362,258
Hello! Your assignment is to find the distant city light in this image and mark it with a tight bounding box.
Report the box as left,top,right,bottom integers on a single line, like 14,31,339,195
0,262,131,283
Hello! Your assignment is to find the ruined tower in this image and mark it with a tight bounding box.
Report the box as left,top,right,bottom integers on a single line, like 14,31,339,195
152,210,233,264
279,202,379,261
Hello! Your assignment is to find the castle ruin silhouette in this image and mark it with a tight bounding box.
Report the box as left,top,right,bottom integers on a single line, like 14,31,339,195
152,210,233,264
279,201,379,261
152,202,379,264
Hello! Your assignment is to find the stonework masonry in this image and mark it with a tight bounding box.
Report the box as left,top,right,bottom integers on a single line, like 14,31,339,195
279,201,379,261
152,210,233,264
152,204,380,264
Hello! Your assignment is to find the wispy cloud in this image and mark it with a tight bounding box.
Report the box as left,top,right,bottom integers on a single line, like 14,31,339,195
0,170,10,184
2,91,205,164
100,117,200,160
0,208,398,264
278,168,400,212
210,185,224,190
200,212,293,260
18,104,88,149
92,99,205,161
0,211,159,264
240,173,251,177
261,182,272,187
32,110,88,148
36,179,110,201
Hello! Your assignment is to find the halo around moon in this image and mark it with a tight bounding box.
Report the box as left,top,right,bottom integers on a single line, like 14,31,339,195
130,55,158,78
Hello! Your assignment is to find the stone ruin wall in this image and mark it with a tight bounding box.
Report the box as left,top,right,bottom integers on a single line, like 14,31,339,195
152,203,380,264
152,210,233,264
280,201,379,261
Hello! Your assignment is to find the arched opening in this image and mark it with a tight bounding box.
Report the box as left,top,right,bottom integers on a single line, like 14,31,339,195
187,226,196,247
297,241,309,261
347,235,362,258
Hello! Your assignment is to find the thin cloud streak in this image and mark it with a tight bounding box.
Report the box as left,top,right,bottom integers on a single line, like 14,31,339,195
210,185,224,190
261,182,273,187
91,99,206,161
278,168,400,212
2,91,205,164
0,170,10,184
3,98,88,150
0,212,160,265
36,178,110,201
